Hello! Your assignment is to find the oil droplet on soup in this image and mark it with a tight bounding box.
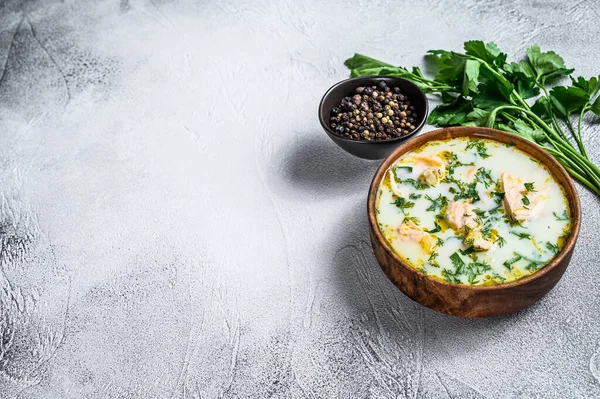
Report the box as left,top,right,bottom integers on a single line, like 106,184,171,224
374,137,572,286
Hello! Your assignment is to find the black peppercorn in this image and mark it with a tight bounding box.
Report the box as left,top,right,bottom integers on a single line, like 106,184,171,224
328,83,417,141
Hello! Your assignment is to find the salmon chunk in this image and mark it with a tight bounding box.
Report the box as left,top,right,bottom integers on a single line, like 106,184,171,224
411,154,444,168
397,221,437,254
464,229,493,251
420,167,444,186
501,173,547,222
445,201,478,230
388,170,404,198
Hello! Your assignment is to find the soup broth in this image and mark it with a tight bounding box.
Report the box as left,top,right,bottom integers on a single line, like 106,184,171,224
375,137,572,286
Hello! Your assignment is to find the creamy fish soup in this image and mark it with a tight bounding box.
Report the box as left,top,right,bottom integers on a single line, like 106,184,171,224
375,137,572,286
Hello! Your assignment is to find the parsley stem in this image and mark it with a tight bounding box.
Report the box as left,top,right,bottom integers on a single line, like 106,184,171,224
545,148,600,192
546,148,586,176
577,106,590,159
545,137,600,186
552,113,572,144
539,84,570,143
563,112,588,157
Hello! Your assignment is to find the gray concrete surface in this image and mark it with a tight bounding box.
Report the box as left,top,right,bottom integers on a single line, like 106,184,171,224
1,0,599,397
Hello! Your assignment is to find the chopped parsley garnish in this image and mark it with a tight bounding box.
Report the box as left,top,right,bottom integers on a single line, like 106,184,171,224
465,261,492,282
425,222,441,234
441,269,462,284
459,246,475,255
466,139,490,159
442,255,465,283
473,208,486,216
514,252,547,272
447,152,475,175
403,216,421,225
488,204,503,215
475,167,494,188
491,191,505,206
510,231,531,240
524,182,536,192
553,210,569,221
546,242,559,253
503,255,522,270
398,177,430,190
450,252,465,269
395,166,413,172
392,197,415,214
522,196,530,206
525,261,546,272
425,194,448,212
495,235,506,247
481,225,493,240
453,181,480,202
436,237,444,246
428,252,440,267
409,193,422,200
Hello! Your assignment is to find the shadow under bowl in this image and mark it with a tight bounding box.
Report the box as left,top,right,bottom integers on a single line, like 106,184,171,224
367,126,581,318
318,76,429,160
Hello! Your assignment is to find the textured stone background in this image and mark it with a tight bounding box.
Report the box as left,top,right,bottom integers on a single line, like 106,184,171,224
1,0,600,397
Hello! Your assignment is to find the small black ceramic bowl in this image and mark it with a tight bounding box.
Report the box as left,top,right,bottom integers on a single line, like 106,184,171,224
318,76,429,160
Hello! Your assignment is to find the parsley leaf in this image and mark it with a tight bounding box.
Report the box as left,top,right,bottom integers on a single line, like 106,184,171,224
526,44,574,84
546,242,559,254
453,181,480,202
549,86,589,117
344,43,600,200
403,216,421,225
459,246,475,255
425,222,441,234
510,231,531,240
495,235,506,248
425,194,448,212
503,255,522,270
465,139,490,158
450,252,465,269
392,198,415,214
553,210,569,221
428,252,440,267
475,167,494,188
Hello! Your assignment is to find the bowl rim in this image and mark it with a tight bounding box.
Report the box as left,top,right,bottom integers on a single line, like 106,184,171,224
318,75,429,145
367,126,582,291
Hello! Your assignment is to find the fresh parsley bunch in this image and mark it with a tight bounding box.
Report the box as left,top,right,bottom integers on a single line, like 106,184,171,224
345,41,600,196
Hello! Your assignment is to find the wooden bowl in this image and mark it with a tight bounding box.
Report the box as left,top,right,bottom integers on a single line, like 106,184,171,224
367,126,581,318
318,76,428,160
